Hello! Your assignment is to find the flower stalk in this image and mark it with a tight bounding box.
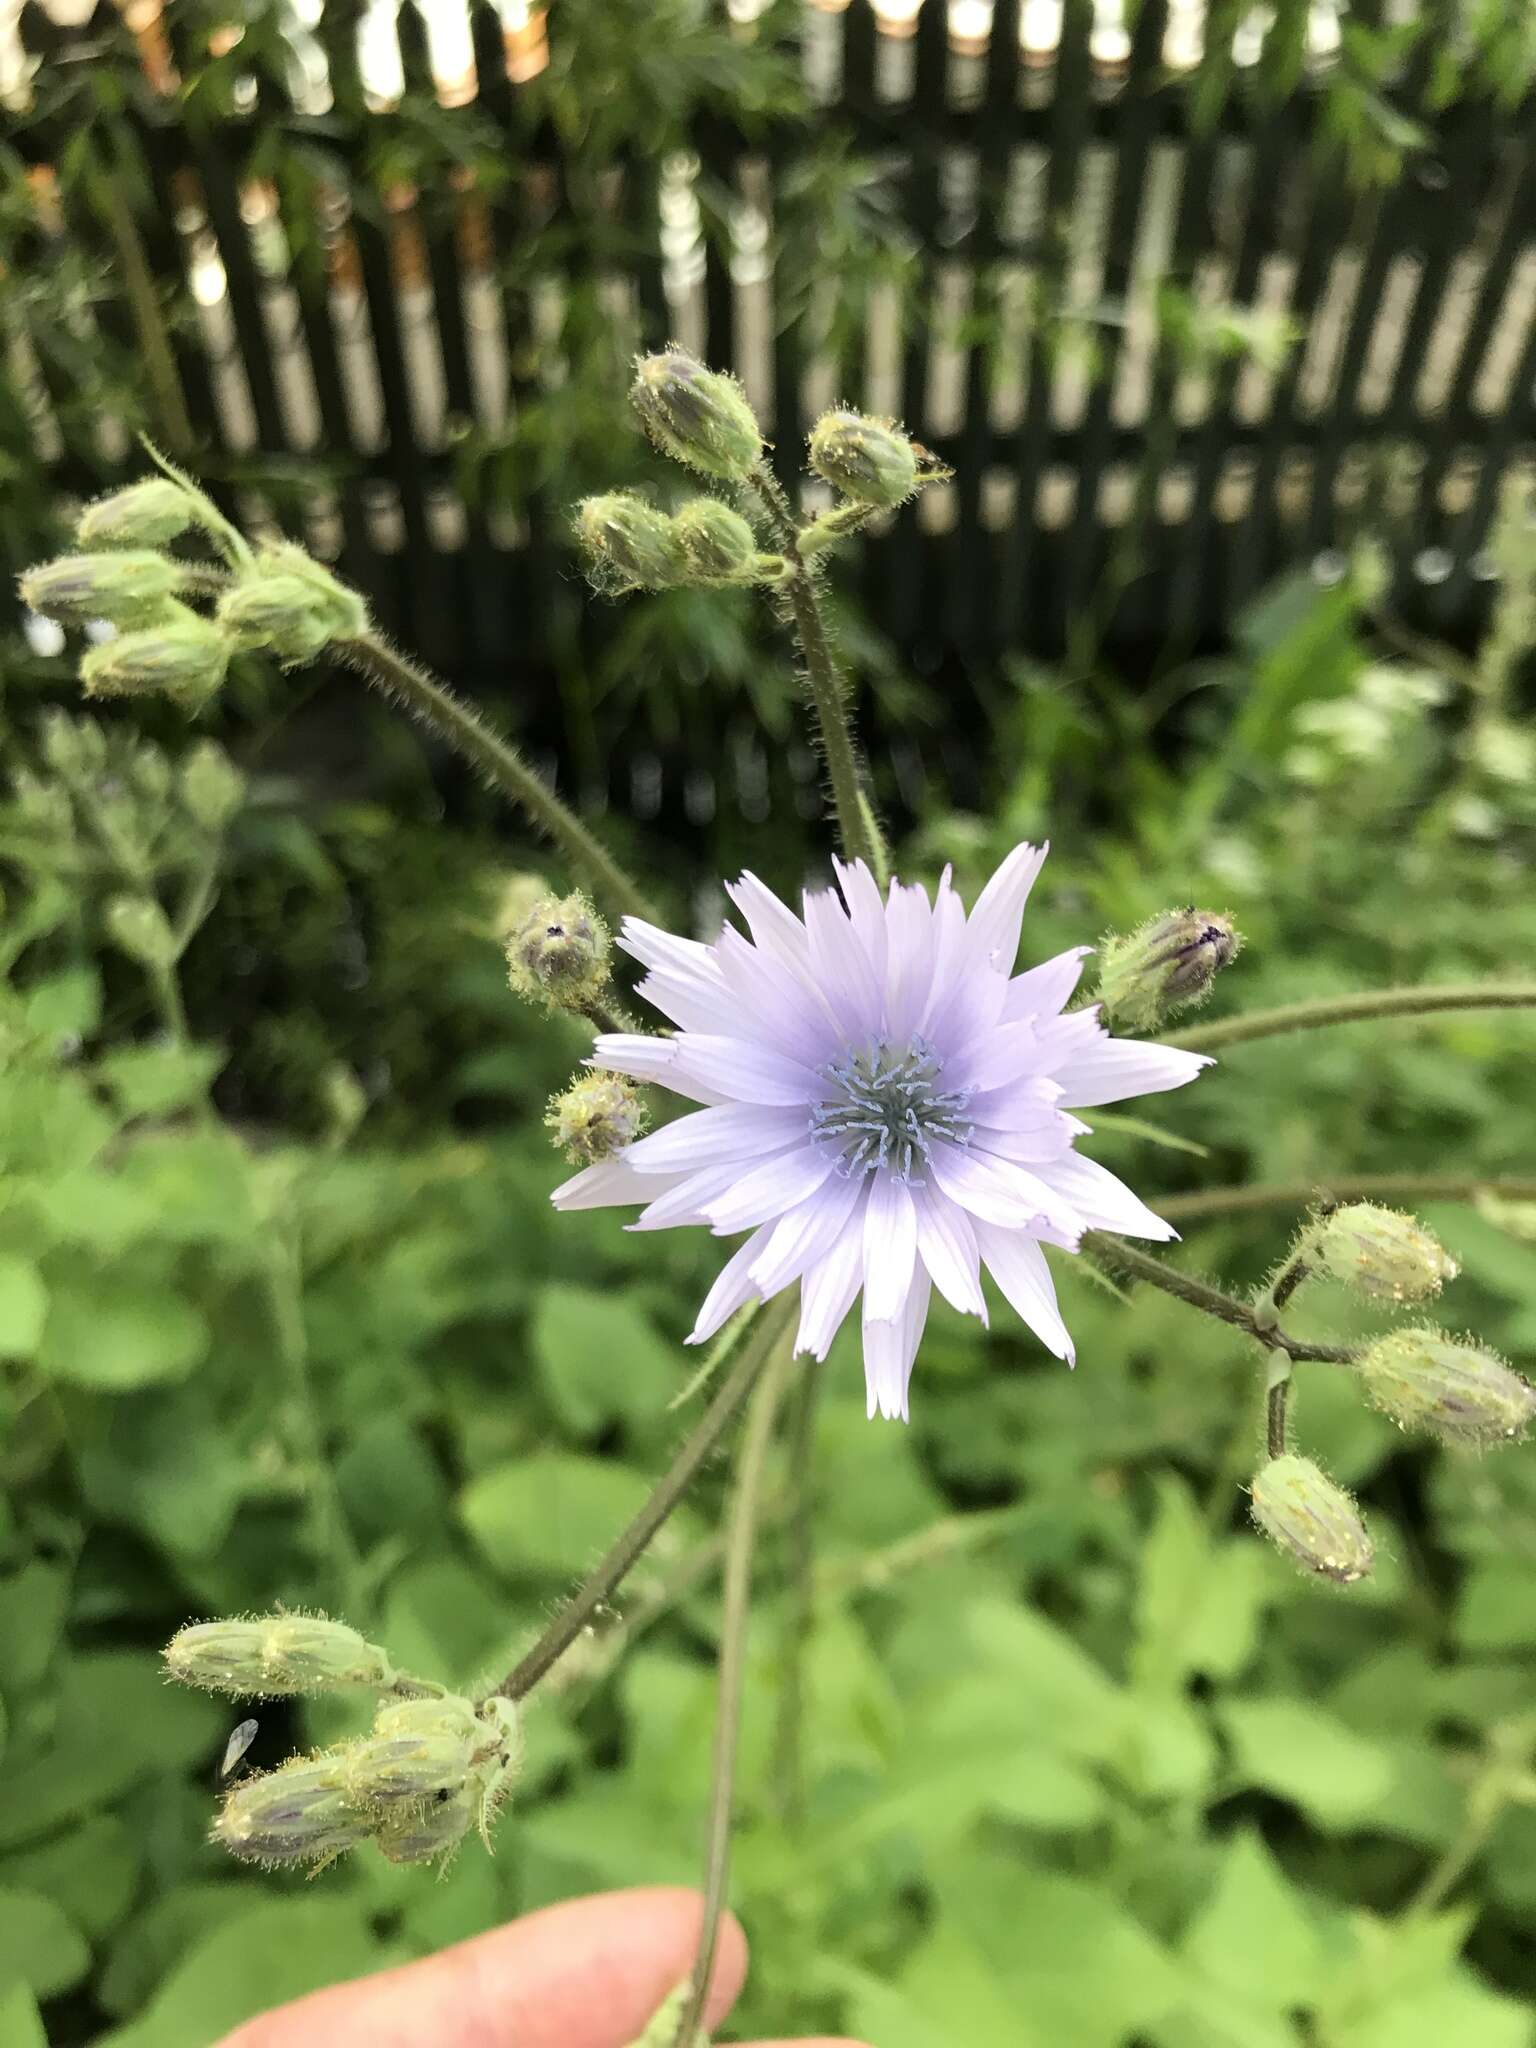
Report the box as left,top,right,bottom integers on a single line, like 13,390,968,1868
1169,982,1536,1053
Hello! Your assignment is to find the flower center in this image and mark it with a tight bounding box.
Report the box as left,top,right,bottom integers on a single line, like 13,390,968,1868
809,1035,974,1184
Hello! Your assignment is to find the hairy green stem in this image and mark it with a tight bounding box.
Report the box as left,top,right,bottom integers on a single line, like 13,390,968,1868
673,1333,796,2048
1156,1174,1536,1226
1169,983,1536,1053
749,471,885,876
336,633,658,925
1403,1716,1536,1922
1081,1233,1358,1365
489,1300,794,1704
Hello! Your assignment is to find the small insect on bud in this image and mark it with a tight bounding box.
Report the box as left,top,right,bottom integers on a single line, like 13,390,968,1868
80,608,230,711
507,891,612,1014
217,548,366,662
19,550,185,628
345,1694,480,1806
630,349,763,482
808,410,921,509
215,1755,370,1867
179,739,245,833
672,498,761,584
574,494,686,596
165,1614,394,1697
1357,1329,1536,1447
1250,1454,1374,1586
1097,908,1241,1033
375,1783,478,1867
546,1072,647,1165
77,478,195,549
105,895,178,972
1312,1205,1457,1304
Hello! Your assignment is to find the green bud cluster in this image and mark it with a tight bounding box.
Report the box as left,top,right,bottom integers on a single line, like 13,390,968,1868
216,544,367,662
165,1613,396,1697
1097,907,1241,1033
1311,1204,1457,1304
1250,1454,1374,1586
1357,1328,1536,1446
630,348,763,482
546,1072,647,1165
506,891,612,1015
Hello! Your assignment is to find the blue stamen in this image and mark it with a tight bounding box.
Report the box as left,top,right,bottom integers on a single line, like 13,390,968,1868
809,1035,974,1184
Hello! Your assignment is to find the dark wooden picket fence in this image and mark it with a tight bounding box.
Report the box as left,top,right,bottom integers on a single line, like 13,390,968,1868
3,0,1534,697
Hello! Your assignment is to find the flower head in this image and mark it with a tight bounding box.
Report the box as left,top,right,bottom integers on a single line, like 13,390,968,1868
551,846,1211,1420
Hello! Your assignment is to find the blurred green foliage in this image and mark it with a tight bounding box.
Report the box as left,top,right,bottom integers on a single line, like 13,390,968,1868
1,538,1535,2045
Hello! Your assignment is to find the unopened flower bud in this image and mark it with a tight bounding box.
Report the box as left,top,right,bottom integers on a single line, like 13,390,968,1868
129,745,173,806
165,1614,394,1696
1312,1205,1457,1304
1358,1329,1536,1446
546,1072,647,1165
808,410,920,508
575,494,685,595
630,350,763,482
105,895,177,971
215,1755,369,1866
375,1783,477,1866
80,608,230,711
10,769,73,837
507,891,611,1013
180,739,245,832
1250,1454,1373,1586
39,711,107,784
77,479,195,549
1097,908,1241,1033
217,549,366,662
346,1695,480,1805
19,550,184,628
672,499,759,584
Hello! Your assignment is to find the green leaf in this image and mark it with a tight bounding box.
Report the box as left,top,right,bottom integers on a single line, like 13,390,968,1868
1085,1111,1212,1159
0,1562,71,1695
0,1255,47,1359
460,1453,699,1580
0,1888,90,1999
1134,1475,1267,1688
37,1271,210,1390
531,1284,679,1433
96,1044,224,1120
958,1596,1129,1761
1218,1698,1398,1829
1184,1829,1327,2011
0,1814,140,1941
22,968,101,1050
0,1982,47,2048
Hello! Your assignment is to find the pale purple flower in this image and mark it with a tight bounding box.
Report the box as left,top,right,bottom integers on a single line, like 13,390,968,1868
551,845,1211,1420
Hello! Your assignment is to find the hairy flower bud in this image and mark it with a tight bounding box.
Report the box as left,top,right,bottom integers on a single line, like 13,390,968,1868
546,1072,647,1165
808,409,920,508
575,494,685,595
165,1614,394,1696
672,499,759,584
1357,1329,1536,1446
20,550,184,628
630,350,763,482
507,891,611,1013
1312,1205,1457,1304
493,871,552,942
180,739,245,832
346,1695,480,1805
1250,1454,1374,1586
375,1783,478,1866
215,1755,370,1867
77,479,195,549
105,895,178,971
39,710,108,785
217,548,366,662
80,608,230,710
1097,908,1241,1033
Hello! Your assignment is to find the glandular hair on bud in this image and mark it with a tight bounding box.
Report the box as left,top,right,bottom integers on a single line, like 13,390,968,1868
574,494,685,596
1358,1329,1536,1446
1097,907,1241,1033
215,1755,370,1867
1312,1204,1457,1304
20,550,184,628
1250,1454,1374,1586
165,1614,394,1697
546,1072,647,1165
808,410,919,508
216,547,366,662
507,891,611,1014
346,1695,480,1805
672,498,758,584
80,608,230,711
630,349,763,482
77,479,195,549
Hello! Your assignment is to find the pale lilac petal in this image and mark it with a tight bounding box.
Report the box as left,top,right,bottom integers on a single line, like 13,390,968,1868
917,869,968,1038
713,926,839,1067
687,1227,773,1344
701,1144,836,1234
802,884,881,1038
1052,1035,1214,1108
862,1268,932,1420
1034,1151,1179,1240
622,1103,809,1174
928,1140,1071,1233
593,1032,820,1108
964,841,1048,976
550,1158,684,1211
862,1171,917,1323
724,872,814,972
629,1164,752,1231
973,1222,1075,1362
618,917,721,979
883,880,935,1042
796,1211,866,1361
634,965,740,1035
947,1020,1043,1094
967,1112,1080,1167
749,1174,865,1294
912,1184,987,1321
831,856,890,985
1001,945,1092,1024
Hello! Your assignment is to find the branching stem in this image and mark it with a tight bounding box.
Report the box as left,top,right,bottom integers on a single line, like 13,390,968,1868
1169,983,1536,1053
1081,1233,1358,1365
